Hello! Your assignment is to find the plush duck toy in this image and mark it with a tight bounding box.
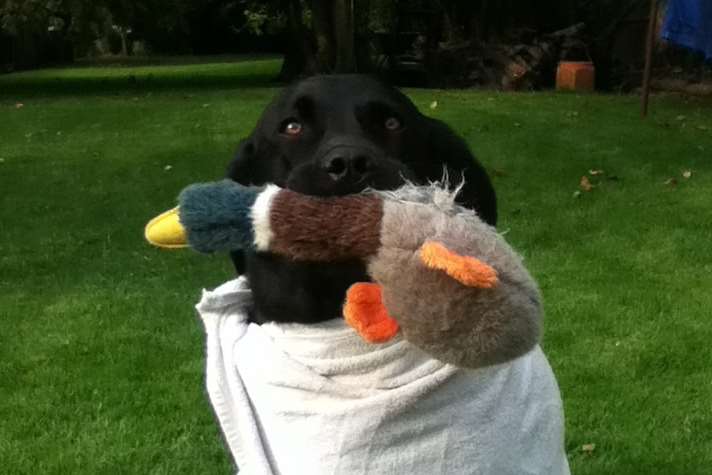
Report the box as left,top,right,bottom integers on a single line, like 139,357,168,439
145,180,541,369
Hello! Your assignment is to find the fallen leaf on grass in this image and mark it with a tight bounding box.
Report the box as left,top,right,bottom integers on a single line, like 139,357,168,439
164,165,173,171
429,100,438,109
588,169,604,176
15,103,24,109
664,177,678,186
581,443,596,454
682,169,692,179
580,175,593,191
572,190,581,198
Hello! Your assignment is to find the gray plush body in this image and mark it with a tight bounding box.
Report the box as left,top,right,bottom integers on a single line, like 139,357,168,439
370,183,542,368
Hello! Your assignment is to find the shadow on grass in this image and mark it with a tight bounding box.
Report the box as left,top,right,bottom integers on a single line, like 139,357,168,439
0,57,285,98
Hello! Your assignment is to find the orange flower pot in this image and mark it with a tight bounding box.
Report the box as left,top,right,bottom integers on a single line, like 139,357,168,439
556,61,595,91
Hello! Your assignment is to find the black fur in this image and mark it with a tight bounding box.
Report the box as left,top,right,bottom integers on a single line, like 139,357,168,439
226,74,496,325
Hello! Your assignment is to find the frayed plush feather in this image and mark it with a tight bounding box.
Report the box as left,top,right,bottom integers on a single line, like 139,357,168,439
178,180,260,253
372,178,475,220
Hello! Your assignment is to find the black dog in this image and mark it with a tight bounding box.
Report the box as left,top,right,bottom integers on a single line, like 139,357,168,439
226,75,496,325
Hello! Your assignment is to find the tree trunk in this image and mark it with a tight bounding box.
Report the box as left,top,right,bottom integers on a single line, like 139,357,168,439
14,28,40,70
310,0,335,72
480,0,494,40
279,0,317,80
120,32,128,56
333,0,356,72
281,0,358,77
441,1,463,44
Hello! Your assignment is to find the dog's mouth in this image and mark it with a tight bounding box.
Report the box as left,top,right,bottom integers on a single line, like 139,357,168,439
285,158,415,197
282,137,417,197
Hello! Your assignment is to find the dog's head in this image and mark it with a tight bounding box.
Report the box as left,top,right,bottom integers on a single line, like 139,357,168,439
226,75,497,323
227,74,497,225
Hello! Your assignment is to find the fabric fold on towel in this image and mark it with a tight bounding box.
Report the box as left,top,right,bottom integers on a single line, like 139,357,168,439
196,277,570,475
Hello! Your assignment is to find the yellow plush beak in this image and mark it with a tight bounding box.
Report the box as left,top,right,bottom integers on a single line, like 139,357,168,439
144,207,188,249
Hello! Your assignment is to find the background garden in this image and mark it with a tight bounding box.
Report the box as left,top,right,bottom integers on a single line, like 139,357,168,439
2,1,712,474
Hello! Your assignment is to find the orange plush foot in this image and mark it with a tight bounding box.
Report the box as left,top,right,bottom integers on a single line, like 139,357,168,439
343,283,400,343
419,241,499,288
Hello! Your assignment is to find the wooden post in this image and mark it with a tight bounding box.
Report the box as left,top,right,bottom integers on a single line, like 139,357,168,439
641,0,659,118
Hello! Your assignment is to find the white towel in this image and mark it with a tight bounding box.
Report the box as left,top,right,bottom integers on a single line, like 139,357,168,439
196,277,570,475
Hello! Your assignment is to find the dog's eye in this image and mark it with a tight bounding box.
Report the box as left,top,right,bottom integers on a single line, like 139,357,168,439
384,117,401,131
282,120,303,136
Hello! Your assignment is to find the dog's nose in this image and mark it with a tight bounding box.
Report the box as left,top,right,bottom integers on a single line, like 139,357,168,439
322,151,374,182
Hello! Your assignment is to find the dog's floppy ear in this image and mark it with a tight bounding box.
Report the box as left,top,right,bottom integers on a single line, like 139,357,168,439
423,117,497,226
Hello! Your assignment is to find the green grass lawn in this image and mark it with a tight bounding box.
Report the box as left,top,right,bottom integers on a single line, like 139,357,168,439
1,58,711,474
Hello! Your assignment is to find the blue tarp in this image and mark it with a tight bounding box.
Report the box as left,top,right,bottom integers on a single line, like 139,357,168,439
661,0,712,60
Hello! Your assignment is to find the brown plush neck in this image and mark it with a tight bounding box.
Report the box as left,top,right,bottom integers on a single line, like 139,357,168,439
269,190,383,261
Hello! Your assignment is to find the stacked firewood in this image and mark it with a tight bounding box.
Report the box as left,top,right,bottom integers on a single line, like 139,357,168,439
423,23,588,90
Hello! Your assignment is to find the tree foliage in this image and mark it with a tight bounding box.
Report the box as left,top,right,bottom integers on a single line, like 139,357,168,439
1,0,654,84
